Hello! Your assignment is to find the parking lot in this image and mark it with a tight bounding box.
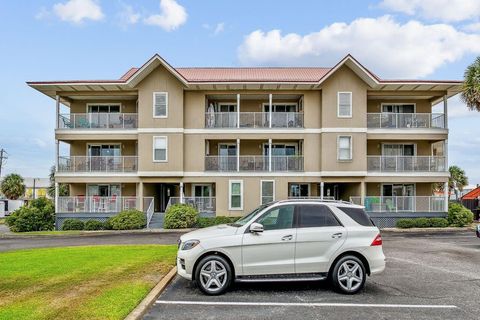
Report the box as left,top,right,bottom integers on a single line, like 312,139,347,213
144,231,480,320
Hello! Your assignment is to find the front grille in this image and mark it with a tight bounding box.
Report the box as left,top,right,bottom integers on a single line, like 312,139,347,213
179,258,185,270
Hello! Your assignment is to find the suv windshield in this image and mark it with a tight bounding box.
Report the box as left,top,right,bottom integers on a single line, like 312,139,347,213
228,203,270,227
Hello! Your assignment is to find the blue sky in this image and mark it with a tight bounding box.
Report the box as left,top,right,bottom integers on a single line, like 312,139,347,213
1,0,480,184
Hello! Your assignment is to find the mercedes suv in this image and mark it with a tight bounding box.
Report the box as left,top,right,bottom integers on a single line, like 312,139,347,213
177,199,385,295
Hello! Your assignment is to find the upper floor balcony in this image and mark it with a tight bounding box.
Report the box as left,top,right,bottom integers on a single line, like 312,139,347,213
367,113,445,129
58,156,138,173
205,112,304,128
58,113,138,130
367,156,446,172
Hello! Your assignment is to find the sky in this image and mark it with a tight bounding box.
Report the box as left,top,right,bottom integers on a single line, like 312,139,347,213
1,0,480,183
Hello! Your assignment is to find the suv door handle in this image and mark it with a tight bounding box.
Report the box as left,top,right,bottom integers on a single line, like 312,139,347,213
281,235,293,241
331,232,343,239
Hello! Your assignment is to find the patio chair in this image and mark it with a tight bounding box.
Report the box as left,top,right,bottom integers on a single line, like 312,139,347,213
385,199,397,212
61,117,73,129
78,118,90,128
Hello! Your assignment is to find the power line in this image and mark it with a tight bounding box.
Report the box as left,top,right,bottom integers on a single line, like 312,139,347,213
0,148,8,178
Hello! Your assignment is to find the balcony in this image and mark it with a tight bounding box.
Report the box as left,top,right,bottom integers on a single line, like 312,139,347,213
205,112,304,128
58,156,138,173
367,113,445,129
167,197,216,214
57,196,153,213
205,155,304,172
367,156,446,172
58,113,138,129
350,196,447,213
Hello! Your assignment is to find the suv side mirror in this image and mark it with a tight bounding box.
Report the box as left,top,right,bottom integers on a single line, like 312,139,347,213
250,222,264,233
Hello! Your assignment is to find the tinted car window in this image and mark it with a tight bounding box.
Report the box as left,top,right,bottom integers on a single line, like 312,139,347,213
256,205,294,230
297,204,341,228
338,207,374,226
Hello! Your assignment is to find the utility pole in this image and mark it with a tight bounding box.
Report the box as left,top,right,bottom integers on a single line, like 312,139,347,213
0,148,7,179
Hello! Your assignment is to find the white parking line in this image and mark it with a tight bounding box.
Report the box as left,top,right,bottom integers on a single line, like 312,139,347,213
155,300,457,309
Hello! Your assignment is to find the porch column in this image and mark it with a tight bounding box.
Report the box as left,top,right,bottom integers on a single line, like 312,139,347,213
55,95,60,129
236,138,240,172
54,182,59,212
320,181,324,200
237,94,240,128
55,140,59,172
443,95,448,129
268,138,272,172
137,182,144,211
180,182,184,203
444,181,449,211
269,93,273,128
360,181,366,205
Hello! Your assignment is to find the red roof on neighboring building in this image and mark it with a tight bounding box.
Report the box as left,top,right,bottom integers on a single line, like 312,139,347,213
461,187,480,200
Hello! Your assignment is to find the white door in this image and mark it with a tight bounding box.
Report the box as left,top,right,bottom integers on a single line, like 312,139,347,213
242,205,296,275
294,204,346,273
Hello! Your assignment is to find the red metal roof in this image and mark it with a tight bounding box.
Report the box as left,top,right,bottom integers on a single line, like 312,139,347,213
461,187,480,200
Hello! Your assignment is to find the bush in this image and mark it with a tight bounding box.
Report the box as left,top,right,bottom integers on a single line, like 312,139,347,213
396,217,449,229
196,216,240,228
396,219,415,229
448,203,474,227
414,217,430,228
107,209,146,230
5,197,55,232
429,218,449,228
164,204,198,229
62,219,85,231
84,220,106,231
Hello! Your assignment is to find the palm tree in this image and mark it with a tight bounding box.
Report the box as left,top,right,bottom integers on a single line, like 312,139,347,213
449,165,468,200
47,166,69,198
0,173,26,200
461,57,480,111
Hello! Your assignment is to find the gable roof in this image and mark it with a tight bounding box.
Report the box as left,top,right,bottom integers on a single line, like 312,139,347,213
461,186,480,200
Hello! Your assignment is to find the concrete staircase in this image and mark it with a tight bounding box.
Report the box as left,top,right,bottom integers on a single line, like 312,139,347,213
147,212,165,229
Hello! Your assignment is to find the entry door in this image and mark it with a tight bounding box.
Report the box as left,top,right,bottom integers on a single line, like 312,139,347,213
193,185,212,197
159,184,176,212
242,205,296,275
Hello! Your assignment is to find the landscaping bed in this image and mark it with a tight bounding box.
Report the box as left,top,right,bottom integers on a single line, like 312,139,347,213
0,245,177,320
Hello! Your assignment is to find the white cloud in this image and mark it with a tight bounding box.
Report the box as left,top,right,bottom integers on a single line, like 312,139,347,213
238,15,480,78
380,0,480,22
214,22,225,35
118,4,141,26
144,0,187,31
35,7,51,20
53,0,104,24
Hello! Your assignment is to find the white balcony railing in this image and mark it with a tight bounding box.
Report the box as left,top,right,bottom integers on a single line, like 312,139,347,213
58,156,138,172
57,196,153,213
205,112,304,128
167,197,216,214
350,196,447,212
367,156,446,172
58,113,138,129
367,113,445,129
205,155,304,172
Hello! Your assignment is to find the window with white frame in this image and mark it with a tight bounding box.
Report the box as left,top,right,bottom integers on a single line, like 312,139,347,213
153,92,168,118
338,136,352,161
337,92,352,118
153,136,167,162
261,180,275,205
229,180,243,210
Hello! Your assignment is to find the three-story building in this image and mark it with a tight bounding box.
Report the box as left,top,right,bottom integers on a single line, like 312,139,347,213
28,54,460,228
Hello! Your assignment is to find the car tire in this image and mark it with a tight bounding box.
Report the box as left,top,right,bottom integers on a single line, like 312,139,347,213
331,255,366,294
195,255,232,295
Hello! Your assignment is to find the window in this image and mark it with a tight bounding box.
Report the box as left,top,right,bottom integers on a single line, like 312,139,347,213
338,207,374,226
289,183,309,197
261,180,275,204
256,205,294,230
229,180,243,210
297,204,341,228
337,136,352,161
87,104,120,113
337,92,352,117
381,103,415,114
153,136,167,162
153,92,168,118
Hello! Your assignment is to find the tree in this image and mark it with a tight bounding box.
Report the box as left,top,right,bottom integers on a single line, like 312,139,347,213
449,165,468,200
461,56,480,111
0,173,26,200
47,166,69,198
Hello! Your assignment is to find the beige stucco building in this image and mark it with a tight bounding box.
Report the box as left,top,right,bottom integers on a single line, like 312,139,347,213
28,54,461,228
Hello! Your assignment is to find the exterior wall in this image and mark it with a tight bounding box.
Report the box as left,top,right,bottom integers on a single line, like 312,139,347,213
321,132,366,171
367,98,433,113
70,99,137,114
137,133,184,172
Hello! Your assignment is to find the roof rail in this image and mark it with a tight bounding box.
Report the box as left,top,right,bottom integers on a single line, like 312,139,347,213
278,198,353,205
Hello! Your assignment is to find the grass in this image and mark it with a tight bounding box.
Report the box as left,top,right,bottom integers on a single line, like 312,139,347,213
0,245,177,320
10,230,91,236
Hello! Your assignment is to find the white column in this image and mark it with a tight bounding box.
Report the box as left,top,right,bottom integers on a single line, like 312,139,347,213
137,182,144,211
320,181,324,200
443,95,448,129
54,182,59,212
237,94,240,128
360,181,366,205
55,95,60,129
268,138,272,172
55,140,59,172
444,181,449,211
180,182,184,203
236,138,240,172
269,93,272,128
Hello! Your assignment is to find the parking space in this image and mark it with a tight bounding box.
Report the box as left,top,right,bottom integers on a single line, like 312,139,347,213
144,231,480,320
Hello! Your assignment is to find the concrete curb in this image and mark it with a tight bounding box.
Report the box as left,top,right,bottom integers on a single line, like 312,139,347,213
382,227,473,233
0,228,196,238
125,266,177,320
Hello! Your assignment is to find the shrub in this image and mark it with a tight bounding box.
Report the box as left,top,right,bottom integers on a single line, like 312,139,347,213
396,217,449,229
196,216,240,228
429,218,449,228
5,197,55,232
84,220,106,231
448,203,474,227
164,204,198,229
107,209,146,230
414,218,430,228
62,219,85,231
396,219,415,229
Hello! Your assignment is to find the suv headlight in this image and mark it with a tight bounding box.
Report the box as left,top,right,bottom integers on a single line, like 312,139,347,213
181,240,200,251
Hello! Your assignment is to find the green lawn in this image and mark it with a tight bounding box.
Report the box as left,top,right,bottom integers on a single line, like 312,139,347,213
0,245,177,320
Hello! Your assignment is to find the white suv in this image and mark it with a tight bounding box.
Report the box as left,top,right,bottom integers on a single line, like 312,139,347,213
177,200,385,295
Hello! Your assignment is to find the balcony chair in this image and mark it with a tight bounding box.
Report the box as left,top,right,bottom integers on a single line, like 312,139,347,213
385,199,397,212
61,117,73,129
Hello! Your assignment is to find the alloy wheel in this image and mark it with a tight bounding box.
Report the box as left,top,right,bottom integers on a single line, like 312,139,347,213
199,260,228,293
337,260,364,292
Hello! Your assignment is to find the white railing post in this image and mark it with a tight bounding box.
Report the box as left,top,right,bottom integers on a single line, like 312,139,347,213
55,95,60,129
443,95,448,129
54,182,59,213
236,138,240,172
180,182,184,204
237,94,240,128
268,138,272,172
320,181,324,200
269,94,272,128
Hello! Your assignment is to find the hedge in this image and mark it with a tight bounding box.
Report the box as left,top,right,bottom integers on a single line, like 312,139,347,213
196,216,240,228
106,209,146,230
396,218,449,229
164,204,198,229
448,203,474,227
84,220,107,231
62,219,85,231
5,197,55,232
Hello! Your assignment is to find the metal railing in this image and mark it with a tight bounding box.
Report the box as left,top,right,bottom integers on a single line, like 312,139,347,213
205,112,304,128
57,196,153,213
58,113,138,129
167,197,216,214
58,156,138,172
145,197,155,228
367,156,446,172
367,113,445,129
350,196,447,212
205,155,304,172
